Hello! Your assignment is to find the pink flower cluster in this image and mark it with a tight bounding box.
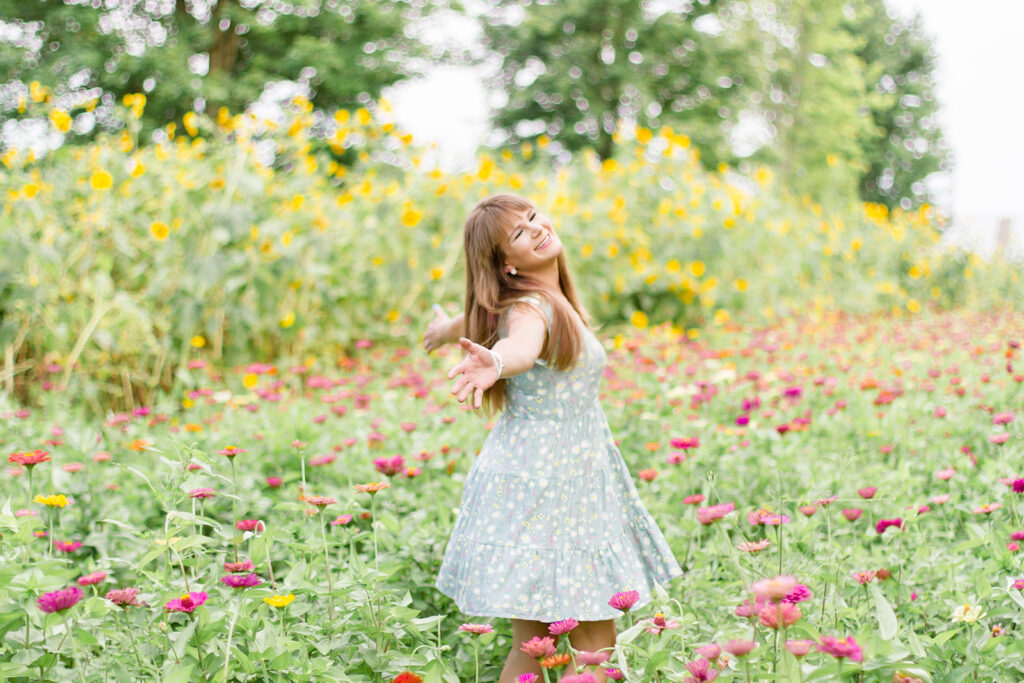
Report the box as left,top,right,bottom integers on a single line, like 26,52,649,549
697,502,735,525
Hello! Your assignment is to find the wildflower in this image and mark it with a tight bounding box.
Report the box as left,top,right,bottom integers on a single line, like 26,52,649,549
973,503,1001,515
842,508,862,522
304,495,337,508
266,476,283,488
935,468,954,480
876,518,903,534
608,590,640,612
355,481,391,494
1013,578,1024,590
851,570,877,585
748,508,790,525
991,623,1007,638
92,451,111,462
736,540,770,553
520,636,556,659
750,575,799,603
858,487,877,499
54,540,83,553
735,595,770,617
560,675,596,683
517,675,539,683
77,571,107,586
224,560,254,572
696,644,721,660
310,453,337,467
683,494,705,505
391,673,423,683
758,602,801,629
458,623,494,634
38,586,84,613
331,514,354,526
990,433,1010,445
684,658,718,682
814,495,839,507
1014,479,1024,494
106,587,144,607
696,502,735,525
547,618,579,635
876,568,892,580
931,493,950,504
34,494,69,508
798,505,816,516
893,673,924,683
188,488,215,499
577,650,611,665
785,639,815,657
221,573,262,589
671,437,700,449
165,592,209,613
263,594,296,608
783,584,813,604
8,450,51,468
538,652,571,668
723,639,757,657
950,603,985,623
817,636,863,661
218,446,246,458
644,612,681,635
604,669,625,680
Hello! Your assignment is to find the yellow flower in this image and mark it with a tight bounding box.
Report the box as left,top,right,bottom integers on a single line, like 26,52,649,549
430,267,444,281
689,260,705,278
154,536,184,546
49,108,72,133
263,594,296,608
401,206,422,227
243,373,259,389
630,311,648,329
279,311,295,328
191,336,206,348
906,298,920,313
90,170,113,191
34,494,69,508
183,112,199,137
150,221,169,240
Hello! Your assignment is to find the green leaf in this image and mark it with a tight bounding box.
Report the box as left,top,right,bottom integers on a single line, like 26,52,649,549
868,582,898,639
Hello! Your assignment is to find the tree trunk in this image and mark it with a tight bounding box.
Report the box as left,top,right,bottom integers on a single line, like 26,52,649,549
209,0,240,75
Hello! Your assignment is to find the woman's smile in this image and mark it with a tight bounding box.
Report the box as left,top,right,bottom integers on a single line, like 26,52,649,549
535,233,552,251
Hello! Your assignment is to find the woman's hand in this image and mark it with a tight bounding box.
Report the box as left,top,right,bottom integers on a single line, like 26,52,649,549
447,337,500,409
423,304,452,353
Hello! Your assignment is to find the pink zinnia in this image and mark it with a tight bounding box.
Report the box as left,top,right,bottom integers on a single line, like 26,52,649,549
235,519,265,532
217,446,246,458
735,595,770,618
644,612,681,635
842,508,863,522
221,573,262,588
638,468,658,482
373,455,405,477
37,586,84,613
608,590,640,612
165,591,208,613
224,559,254,573
519,636,556,659
266,476,283,488
106,587,143,607
547,618,579,635
561,676,597,683
974,503,1002,515
990,433,1010,445
577,650,611,665
695,644,721,660
876,518,903,534
696,502,735,525
305,495,337,508
458,623,494,634
758,602,801,629
671,437,700,449
931,493,950,504
516,675,539,683
935,468,954,480
817,635,863,662
54,539,83,553
857,487,877,499
189,488,215,499
684,658,718,682
750,575,799,603
331,514,354,526
722,639,757,657
785,639,815,657
799,505,816,517
851,570,877,585
683,494,705,505
604,669,624,680
309,453,337,467
77,571,107,586
736,540,770,553
783,584,813,604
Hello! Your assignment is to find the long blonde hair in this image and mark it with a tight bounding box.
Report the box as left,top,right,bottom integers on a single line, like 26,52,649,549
462,193,591,416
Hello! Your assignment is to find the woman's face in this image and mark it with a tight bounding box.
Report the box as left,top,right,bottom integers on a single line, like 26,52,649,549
500,207,562,275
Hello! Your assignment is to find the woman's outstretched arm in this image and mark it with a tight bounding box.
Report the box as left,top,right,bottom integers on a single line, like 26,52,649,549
423,306,464,352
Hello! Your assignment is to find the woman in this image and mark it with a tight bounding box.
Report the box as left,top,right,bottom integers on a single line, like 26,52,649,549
424,194,682,681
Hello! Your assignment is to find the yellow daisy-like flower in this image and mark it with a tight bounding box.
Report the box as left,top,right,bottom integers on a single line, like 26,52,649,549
183,112,199,137
263,594,296,608
49,108,72,133
401,206,422,227
279,311,295,328
242,373,259,389
630,311,648,329
90,170,113,191
34,494,69,508
150,221,169,241
190,335,206,348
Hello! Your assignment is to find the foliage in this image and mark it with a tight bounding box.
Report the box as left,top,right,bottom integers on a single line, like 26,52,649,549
0,0,450,136
1,98,1020,410
1,308,1023,680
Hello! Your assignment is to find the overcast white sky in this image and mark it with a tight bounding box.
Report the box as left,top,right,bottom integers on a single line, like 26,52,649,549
386,0,1024,257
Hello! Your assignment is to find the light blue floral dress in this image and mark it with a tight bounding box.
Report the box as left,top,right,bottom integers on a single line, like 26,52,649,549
435,296,682,621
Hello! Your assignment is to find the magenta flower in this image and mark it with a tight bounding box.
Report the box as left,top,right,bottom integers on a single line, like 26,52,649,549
188,488,215,499
217,446,246,458
758,602,801,629
604,669,624,681
331,514,354,526
750,575,799,603
561,675,597,683
576,650,611,665
235,519,265,532
224,559,254,573
857,487,877,499
266,477,283,488
841,508,863,522
547,618,579,635
722,639,757,657
684,658,718,682
373,455,405,477
735,595,771,618
1013,479,1024,494
876,518,903,534
696,644,721,660
519,636,556,659
221,573,262,589
670,437,700,449
106,587,144,607
77,571,107,586
309,453,337,467
818,635,863,662
37,586,84,613
608,590,640,612
165,591,209,612
783,584,813,604
458,623,495,634
696,502,735,525
516,675,539,683
785,639,815,657
644,612,681,635
53,539,83,553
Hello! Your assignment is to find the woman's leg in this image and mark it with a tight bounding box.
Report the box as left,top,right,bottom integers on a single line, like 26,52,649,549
567,619,617,683
499,619,559,683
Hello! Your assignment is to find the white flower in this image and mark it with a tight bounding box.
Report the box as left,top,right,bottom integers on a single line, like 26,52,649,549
951,603,985,623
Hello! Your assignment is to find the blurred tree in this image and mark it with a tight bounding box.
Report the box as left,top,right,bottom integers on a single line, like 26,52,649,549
0,0,455,135
480,0,764,165
744,0,947,208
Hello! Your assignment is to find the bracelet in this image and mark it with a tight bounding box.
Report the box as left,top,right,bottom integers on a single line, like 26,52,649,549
486,348,504,379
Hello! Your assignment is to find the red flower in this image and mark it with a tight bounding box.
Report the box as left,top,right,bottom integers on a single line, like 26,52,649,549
390,673,422,683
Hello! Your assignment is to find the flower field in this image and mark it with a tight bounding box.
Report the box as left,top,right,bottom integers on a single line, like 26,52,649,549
2,305,1023,681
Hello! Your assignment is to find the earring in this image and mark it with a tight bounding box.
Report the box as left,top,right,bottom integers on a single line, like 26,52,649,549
509,267,517,275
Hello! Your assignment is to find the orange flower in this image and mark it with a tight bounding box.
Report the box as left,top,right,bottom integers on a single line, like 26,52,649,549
129,439,151,451
539,653,572,668
354,482,391,495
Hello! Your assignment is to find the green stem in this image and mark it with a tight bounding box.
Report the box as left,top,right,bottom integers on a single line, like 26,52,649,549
230,458,238,522
193,616,208,681
24,610,29,650
221,596,241,682
474,637,480,683
124,611,144,671
319,512,334,621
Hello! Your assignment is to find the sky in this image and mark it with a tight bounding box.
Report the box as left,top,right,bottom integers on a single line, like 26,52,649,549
386,0,1024,258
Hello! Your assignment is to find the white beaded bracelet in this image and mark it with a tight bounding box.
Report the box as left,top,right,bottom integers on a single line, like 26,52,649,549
487,348,503,378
